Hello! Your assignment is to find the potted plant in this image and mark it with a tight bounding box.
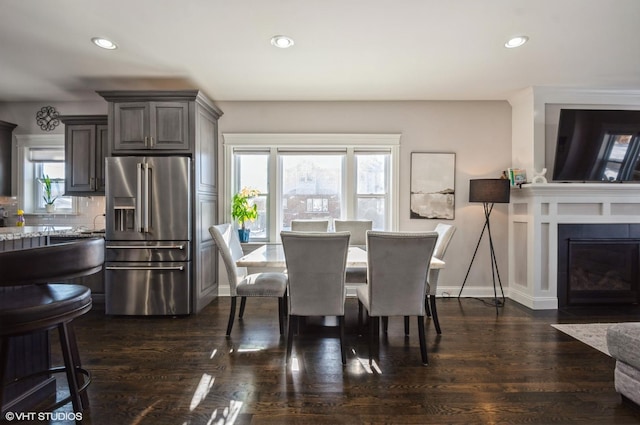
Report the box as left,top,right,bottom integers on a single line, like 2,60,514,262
231,187,260,242
41,174,57,213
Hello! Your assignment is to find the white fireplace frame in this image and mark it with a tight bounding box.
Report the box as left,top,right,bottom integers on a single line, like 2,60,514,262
509,183,640,309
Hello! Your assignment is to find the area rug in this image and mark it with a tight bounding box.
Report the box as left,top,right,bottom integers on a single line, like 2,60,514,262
551,323,615,356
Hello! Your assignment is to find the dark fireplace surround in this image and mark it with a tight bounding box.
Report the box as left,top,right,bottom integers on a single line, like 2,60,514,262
557,224,640,307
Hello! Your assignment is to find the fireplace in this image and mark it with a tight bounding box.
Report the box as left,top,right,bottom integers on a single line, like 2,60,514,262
558,224,640,307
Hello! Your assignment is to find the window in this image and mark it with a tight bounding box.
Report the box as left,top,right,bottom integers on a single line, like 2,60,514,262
224,134,400,241
15,135,76,214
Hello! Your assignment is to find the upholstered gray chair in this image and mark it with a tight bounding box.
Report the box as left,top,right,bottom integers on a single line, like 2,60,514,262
334,219,372,248
209,224,287,336
357,231,438,365
425,223,456,334
280,231,350,365
290,219,330,232
334,219,372,284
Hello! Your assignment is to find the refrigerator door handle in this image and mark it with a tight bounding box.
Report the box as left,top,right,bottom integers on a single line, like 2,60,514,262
144,163,150,233
106,265,185,271
136,162,143,233
106,244,185,250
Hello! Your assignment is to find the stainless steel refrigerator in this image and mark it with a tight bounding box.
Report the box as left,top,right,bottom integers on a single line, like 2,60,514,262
105,156,192,315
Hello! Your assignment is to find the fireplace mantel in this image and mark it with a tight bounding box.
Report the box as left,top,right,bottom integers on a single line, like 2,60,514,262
508,183,640,309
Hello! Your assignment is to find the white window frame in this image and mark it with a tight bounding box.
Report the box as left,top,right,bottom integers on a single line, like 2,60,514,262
223,133,400,241
14,134,77,214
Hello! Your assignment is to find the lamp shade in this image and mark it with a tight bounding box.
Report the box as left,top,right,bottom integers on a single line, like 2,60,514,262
469,179,510,203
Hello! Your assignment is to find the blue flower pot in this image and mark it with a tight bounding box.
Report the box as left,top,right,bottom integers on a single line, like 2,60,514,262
238,228,251,243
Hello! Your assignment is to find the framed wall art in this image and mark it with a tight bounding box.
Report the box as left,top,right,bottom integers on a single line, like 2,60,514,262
410,152,455,219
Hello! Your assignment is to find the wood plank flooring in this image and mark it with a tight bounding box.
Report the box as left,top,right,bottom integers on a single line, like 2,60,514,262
44,297,640,424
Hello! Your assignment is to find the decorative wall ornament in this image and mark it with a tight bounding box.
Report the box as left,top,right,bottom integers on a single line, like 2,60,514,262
36,106,60,131
410,152,456,219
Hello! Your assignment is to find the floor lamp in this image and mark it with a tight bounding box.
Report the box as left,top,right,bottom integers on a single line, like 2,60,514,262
458,178,511,314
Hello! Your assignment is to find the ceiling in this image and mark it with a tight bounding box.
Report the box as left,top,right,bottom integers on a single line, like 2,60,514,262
1,0,639,103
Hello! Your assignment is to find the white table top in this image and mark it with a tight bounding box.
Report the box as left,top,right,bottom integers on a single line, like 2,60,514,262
236,244,445,269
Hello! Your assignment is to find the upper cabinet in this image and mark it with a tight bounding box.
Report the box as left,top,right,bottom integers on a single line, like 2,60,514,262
0,120,17,196
60,115,108,195
112,101,189,152
97,91,215,154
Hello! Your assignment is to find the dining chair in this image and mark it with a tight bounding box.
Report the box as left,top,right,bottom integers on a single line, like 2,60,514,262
290,219,330,232
357,231,438,365
334,219,372,284
280,231,350,365
426,223,456,334
209,224,287,336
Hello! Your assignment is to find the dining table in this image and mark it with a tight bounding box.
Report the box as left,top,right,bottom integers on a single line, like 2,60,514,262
236,244,445,270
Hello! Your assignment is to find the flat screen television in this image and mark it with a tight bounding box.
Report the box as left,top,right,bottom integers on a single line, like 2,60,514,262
552,109,640,182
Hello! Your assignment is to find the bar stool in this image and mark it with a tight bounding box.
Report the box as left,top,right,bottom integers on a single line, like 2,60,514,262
0,238,104,416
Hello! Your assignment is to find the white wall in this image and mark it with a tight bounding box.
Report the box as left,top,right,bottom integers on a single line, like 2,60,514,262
216,101,513,296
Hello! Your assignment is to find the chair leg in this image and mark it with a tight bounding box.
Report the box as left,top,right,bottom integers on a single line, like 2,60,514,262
226,297,237,336
382,316,388,333
239,296,247,318
58,322,82,413
338,316,346,365
286,315,296,364
404,316,410,335
429,295,442,334
358,300,363,336
66,323,89,409
417,316,428,365
278,296,285,336
368,316,377,365
425,294,432,317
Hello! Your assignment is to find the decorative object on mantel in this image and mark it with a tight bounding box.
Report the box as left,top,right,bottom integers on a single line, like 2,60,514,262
506,168,527,187
232,187,260,243
35,106,60,131
459,178,510,314
531,168,548,184
40,174,58,213
410,152,455,220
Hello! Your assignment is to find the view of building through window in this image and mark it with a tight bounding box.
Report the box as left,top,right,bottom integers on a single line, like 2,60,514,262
233,148,391,241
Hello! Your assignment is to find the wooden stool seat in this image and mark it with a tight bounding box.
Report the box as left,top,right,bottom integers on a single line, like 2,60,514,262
1,285,92,336
0,238,104,419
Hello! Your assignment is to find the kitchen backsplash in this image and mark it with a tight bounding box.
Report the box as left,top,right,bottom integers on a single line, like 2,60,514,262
0,196,106,229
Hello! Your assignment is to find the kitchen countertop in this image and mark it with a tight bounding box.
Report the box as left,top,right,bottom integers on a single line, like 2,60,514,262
0,226,105,241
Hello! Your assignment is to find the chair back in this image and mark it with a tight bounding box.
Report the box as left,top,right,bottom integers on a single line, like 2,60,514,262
281,231,350,316
433,223,456,260
334,220,373,247
290,219,329,232
0,238,105,286
209,224,247,296
366,231,438,317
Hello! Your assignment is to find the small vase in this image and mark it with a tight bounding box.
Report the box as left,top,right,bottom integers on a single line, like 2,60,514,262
45,204,56,213
238,228,251,243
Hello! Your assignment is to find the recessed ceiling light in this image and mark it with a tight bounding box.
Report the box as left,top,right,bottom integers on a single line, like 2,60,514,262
91,37,117,50
504,36,529,49
270,35,294,49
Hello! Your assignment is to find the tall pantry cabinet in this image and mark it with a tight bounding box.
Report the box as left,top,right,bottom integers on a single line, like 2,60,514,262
98,90,223,313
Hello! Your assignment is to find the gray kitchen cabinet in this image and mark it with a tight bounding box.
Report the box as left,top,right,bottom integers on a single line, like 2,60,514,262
0,120,17,196
109,98,189,152
60,115,108,195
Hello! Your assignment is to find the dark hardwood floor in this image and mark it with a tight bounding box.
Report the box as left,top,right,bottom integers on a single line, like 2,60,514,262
43,297,640,424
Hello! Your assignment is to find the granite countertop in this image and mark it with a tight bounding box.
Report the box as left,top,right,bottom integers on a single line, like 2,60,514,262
0,226,105,241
